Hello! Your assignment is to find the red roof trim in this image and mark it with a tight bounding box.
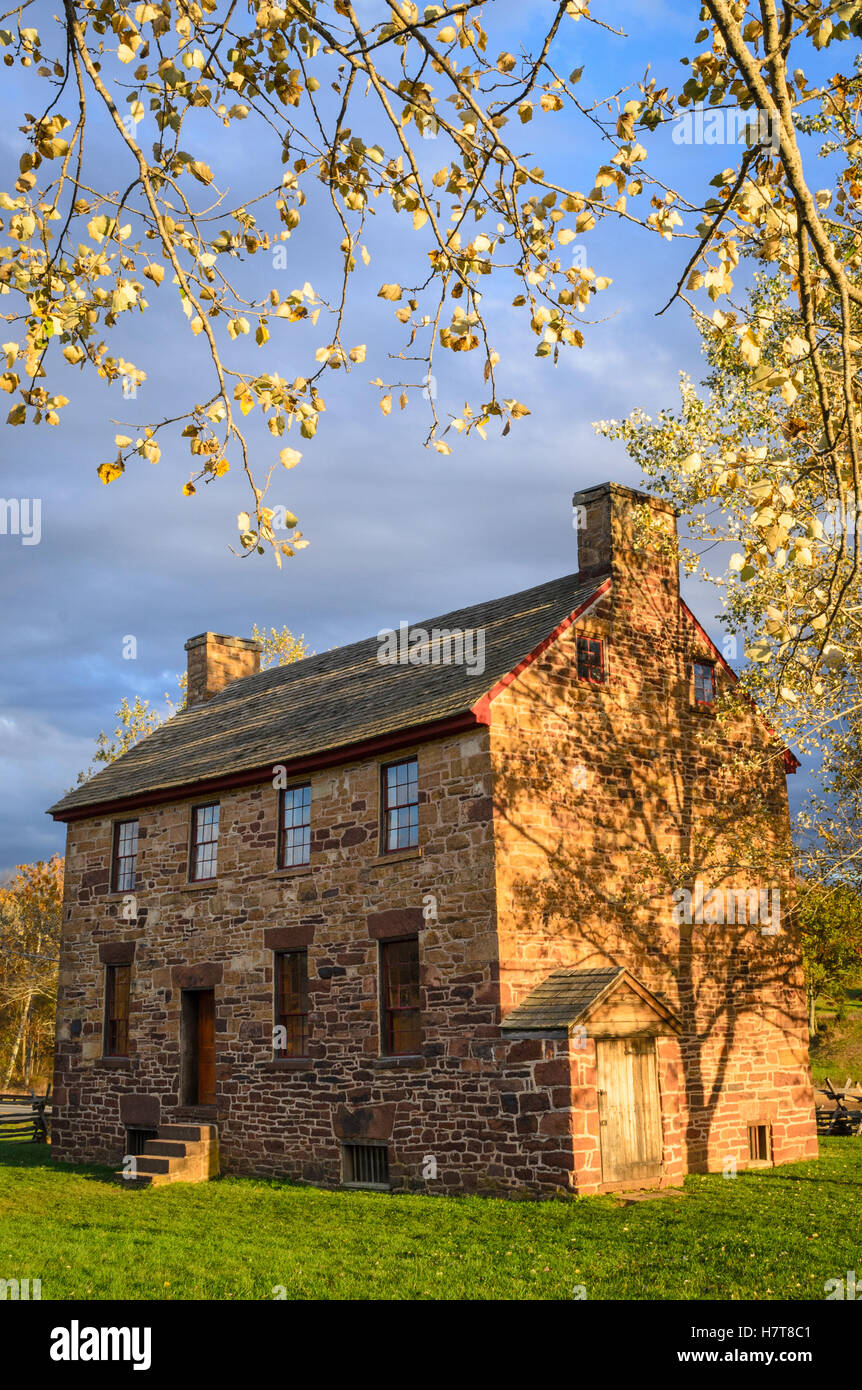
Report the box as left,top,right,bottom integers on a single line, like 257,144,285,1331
473,577,612,713
678,599,738,682
50,709,490,824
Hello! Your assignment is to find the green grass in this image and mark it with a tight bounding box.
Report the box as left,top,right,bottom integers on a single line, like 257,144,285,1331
811,979,862,1084
1,1140,860,1300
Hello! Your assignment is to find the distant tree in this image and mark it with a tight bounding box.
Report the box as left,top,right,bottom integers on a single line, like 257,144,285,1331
251,622,310,670
0,856,64,1088
797,879,862,1038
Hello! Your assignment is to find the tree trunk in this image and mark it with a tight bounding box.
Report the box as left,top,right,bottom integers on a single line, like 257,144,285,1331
808,986,818,1039
1,997,29,1089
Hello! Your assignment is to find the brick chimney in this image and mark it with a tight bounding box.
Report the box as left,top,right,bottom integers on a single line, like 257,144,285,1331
573,481,678,593
185,632,262,707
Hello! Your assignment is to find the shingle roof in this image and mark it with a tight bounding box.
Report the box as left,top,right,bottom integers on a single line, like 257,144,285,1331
49,569,608,819
500,966,680,1033
501,968,627,1032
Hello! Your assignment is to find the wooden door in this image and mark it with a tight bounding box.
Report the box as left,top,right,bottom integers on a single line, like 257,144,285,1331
595,1037,663,1185
196,990,216,1106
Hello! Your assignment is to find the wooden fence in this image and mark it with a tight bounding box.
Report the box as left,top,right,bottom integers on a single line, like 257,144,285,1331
0,1088,51,1143
814,1077,862,1136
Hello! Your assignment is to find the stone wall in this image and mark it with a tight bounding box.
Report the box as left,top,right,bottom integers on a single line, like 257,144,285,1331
53,727,583,1195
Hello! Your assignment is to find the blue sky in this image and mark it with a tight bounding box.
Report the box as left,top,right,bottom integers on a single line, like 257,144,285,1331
0,1,811,874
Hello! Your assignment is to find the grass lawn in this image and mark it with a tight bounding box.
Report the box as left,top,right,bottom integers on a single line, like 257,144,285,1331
0,1139,860,1300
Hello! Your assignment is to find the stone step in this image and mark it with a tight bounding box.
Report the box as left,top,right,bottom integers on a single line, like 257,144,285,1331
144,1139,205,1159
133,1155,173,1175
158,1123,218,1142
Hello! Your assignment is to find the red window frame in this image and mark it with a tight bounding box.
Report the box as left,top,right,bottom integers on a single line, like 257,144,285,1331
278,784,311,868
104,963,131,1057
274,950,309,1057
381,757,419,853
111,819,139,893
576,635,605,684
693,661,716,706
190,802,220,881
380,937,421,1056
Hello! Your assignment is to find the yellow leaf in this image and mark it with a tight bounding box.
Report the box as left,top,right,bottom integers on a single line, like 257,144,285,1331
238,390,254,416
378,283,402,302
280,446,302,468
114,434,132,447
349,344,366,363
380,394,392,415
413,208,428,231
97,459,124,484
143,263,165,286
183,481,196,496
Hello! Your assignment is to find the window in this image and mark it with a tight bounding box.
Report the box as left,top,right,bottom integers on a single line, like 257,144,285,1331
274,950,309,1057
342,1142,389,1189
382,757,418,852
576,635,604,684
125,1127,157,1156
190,803,219,881
381,937,421,1055
694,661,716,706
748,1124,771,1163
112,819,139,892
279,784,311,868
104,963,131,1057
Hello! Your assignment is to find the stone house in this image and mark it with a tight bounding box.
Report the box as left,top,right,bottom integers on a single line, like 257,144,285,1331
48,482,817,1195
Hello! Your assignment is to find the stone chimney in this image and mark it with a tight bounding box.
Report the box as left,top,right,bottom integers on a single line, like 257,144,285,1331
185,632,262,707
573,481,678,593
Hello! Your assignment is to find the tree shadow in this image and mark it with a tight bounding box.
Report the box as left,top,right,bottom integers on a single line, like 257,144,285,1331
489,572,811,1173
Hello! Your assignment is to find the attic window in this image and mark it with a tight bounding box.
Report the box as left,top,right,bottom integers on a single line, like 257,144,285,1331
693,661,716,706
576,636,604,684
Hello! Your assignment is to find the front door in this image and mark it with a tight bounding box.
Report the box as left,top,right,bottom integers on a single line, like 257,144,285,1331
182,989,216,1106
596,1037,663,1185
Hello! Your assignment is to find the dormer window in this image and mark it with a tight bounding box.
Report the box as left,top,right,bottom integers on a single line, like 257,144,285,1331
694,661,716,706
576,635,605,684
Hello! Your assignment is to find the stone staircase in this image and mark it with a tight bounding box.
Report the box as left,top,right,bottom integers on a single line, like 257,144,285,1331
116,1123,219,1188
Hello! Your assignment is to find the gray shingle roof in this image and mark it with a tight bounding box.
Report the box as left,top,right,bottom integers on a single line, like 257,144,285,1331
49,568,607,819
501,968,626,1032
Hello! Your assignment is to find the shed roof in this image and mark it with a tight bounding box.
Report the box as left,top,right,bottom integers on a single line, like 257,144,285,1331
500,966,680,1033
